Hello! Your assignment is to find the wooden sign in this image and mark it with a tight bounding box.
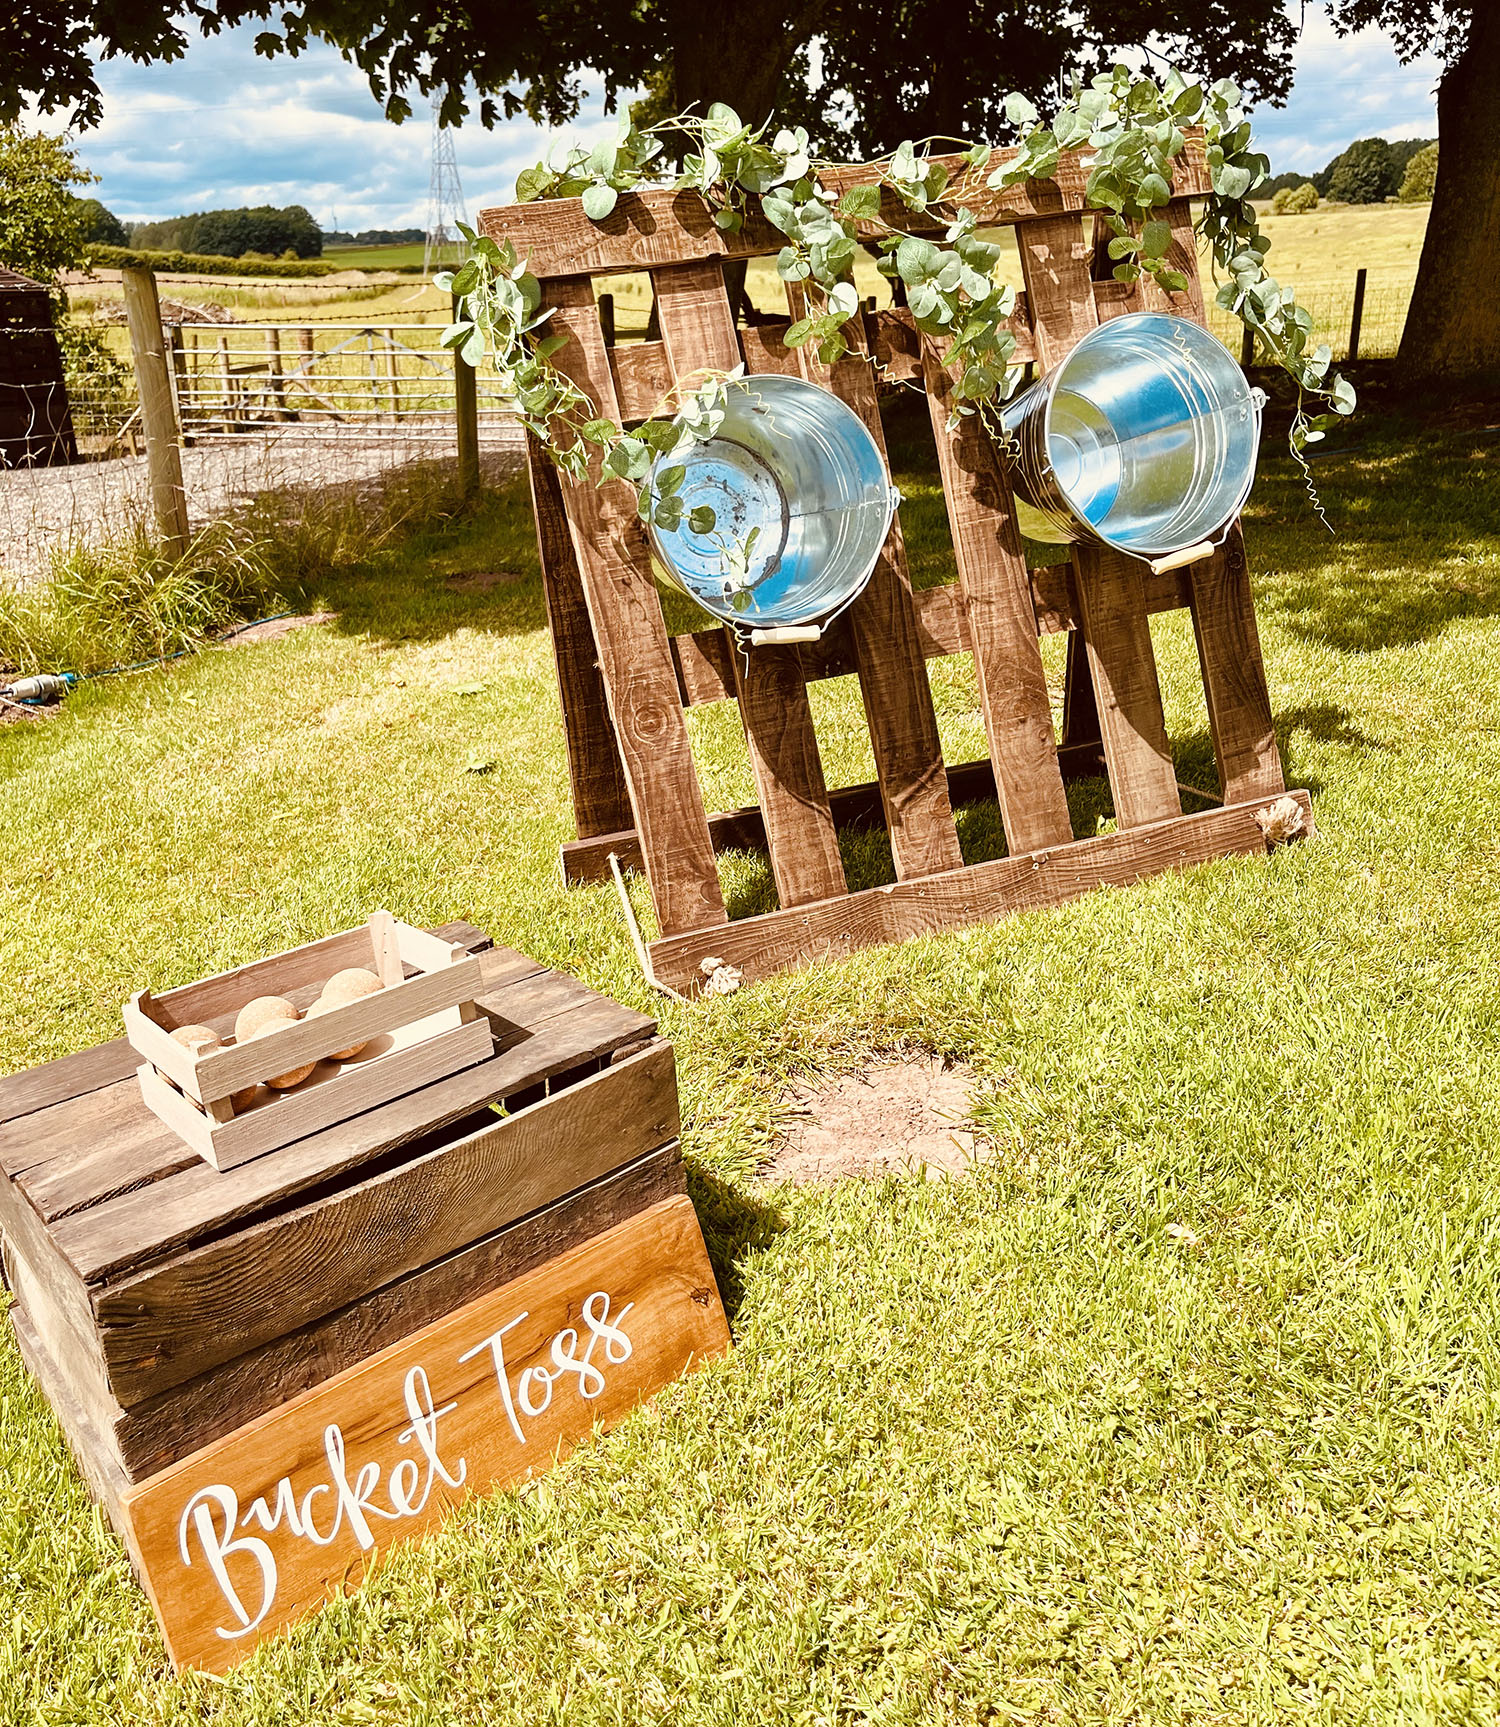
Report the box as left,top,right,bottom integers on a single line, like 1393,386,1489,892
119,1197,729,1673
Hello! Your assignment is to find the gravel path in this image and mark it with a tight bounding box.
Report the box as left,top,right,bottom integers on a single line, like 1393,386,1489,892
1,419,525,583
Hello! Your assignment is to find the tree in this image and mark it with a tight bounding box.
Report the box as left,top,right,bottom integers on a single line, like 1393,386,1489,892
1326,136,1396,202
1399,141,1439,201
0,128,92,288
1272,183,1319,215
2,0,1296,155
1325,2,1496,393
72,196,128,246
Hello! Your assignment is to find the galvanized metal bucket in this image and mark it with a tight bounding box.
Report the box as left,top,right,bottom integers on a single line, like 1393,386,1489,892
647,374,898,645
998,311,1265,570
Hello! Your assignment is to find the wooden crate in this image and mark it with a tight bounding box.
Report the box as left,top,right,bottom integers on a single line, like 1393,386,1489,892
126,911,493,1170
0,922,712,1503
481,136,1309,994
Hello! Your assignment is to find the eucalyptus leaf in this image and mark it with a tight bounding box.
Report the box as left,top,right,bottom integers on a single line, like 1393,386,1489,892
581,182,618,221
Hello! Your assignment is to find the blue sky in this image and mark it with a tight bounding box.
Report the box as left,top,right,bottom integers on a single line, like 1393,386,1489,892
61,4,1446,229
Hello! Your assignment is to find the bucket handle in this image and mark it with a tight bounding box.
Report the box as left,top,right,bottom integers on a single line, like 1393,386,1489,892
1144,389,1268,576
747,626,825,646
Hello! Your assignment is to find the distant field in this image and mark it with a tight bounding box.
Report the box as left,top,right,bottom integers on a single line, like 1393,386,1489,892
73,201,1427,363
323,242,436,271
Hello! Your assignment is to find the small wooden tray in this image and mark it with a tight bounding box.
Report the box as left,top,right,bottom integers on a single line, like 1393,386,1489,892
124,912,493,1170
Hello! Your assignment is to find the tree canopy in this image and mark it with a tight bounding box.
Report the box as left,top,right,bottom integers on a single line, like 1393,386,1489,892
7,0,1296,154
0,129,93,288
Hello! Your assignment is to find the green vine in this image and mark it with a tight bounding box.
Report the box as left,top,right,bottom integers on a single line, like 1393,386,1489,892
442,65,1355,541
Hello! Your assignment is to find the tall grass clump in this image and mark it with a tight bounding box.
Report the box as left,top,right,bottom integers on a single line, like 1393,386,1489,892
0,457,481,679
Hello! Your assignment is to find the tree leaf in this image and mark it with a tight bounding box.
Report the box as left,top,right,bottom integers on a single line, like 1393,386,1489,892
581,182,618,221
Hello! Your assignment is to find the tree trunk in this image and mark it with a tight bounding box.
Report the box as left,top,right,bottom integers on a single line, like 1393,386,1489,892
1394,4,1500,395
667,0,822,123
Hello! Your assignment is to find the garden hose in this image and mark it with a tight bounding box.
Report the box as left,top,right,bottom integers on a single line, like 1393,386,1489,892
0,612,297,704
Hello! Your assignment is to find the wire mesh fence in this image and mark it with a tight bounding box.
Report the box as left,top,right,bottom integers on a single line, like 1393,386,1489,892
1,312,523,582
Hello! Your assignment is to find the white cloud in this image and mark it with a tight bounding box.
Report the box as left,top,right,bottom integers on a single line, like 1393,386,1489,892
63,3,1447,227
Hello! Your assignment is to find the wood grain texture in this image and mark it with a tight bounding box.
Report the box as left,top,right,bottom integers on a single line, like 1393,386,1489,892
788,288,961,881
542,275,726,938
652,258,845,911
645,790,1313,993
1071,543,1182,828
527,432,634,839
481,137,1210,280
609,340,673,422
100,1146,688,1481
1188,524,1285,803
120,1196,730,1674
920,337,1073,855
90,1042,680,1407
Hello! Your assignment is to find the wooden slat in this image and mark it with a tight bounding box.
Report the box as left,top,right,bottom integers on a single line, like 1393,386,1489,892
788,287,961,879
1071,543,1182,826
541,275,727,937
645,790,1313,994
103,1145,687,1481
561,749,1112,885
482,137,1211,281
1188,525,1285,803
653,258,845,909
610,339,673,421
663,565,1195,707
527,434,633,839
1059,626,1107,777
88,1043,679,1407
920,338,1073,855
1017,213,1180,829
739,322,801,377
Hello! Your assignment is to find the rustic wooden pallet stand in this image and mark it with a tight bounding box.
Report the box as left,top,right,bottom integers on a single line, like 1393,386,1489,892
481,137,1307,996
1,923,729,1672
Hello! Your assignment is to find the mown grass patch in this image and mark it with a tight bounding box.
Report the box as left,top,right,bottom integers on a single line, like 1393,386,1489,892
1,388,1498,1724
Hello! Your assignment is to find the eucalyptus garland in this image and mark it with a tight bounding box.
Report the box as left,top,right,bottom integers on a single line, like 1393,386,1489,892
440,65,1355,543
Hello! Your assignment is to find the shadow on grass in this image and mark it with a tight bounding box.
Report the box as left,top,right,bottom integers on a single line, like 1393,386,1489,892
683,1163,788,1326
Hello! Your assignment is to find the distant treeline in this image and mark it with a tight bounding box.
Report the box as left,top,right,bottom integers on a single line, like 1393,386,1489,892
324,227,425,247
1265,136,1436,204
87,244,341,278
125,204,322,258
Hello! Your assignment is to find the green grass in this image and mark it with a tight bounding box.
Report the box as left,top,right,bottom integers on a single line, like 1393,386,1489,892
323,241,432,271
4,387,1500,1723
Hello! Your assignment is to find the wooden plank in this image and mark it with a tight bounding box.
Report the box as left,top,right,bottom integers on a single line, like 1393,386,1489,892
561,752,1110,884
653,259,845,910
0,1040,141,1136
788,289,962,880
1059,626,1107,778
872,304,1035,379
739,322,801,376
1017,214,1180,829
481,137,1211,281
920,337,1073,855
609,340,673,422
1188,525,1285,803
542,275,726,938
1071,543,1182,827
105,1145,688,1481
663,566,1195,708
120,1196,730,1675
88,1043,680,1406
526,435,633,839
645,789,1313,993
10,1306,137,1550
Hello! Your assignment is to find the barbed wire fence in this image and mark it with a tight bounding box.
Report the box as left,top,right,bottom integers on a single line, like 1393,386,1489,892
1,286,524,583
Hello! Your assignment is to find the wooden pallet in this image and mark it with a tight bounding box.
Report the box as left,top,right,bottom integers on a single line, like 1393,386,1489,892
480,137,1301,995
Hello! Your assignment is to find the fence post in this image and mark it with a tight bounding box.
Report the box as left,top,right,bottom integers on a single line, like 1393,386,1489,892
1348,267,1367,364
1240,323,1255,370
266,326,289,420
598,292,615,349
121,264,190,559
453,291,479,498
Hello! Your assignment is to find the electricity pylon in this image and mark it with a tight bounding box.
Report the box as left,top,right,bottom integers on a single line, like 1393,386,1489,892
423,99,469,277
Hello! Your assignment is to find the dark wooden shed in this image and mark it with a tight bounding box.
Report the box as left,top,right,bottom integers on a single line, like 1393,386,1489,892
0,267,78,467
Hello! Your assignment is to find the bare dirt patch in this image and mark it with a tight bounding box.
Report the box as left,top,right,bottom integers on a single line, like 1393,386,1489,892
762,1055,984,1184
216,611,337,647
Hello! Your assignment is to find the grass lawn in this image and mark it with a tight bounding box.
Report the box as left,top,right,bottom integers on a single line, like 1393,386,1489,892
3,385,1500,1723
